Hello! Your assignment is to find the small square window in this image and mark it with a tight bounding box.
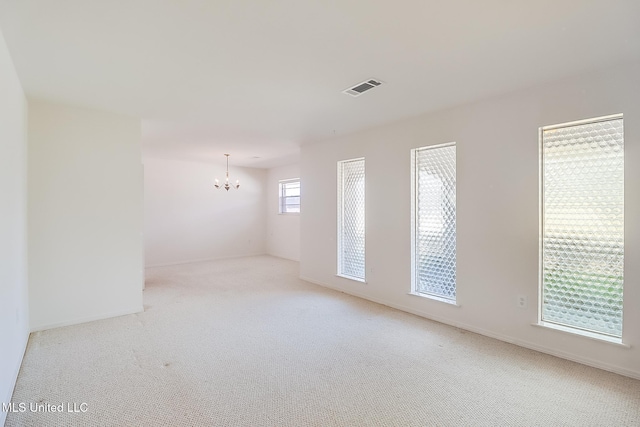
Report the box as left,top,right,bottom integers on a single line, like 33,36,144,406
279,179,300,214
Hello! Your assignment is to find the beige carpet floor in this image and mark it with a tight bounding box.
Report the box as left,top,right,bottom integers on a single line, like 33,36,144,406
6,256,640,426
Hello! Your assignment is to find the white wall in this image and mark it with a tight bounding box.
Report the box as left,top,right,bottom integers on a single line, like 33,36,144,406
28,100,144,331
0,28,29,425
144,157,267,266
300,60,640,379
267,164,300,261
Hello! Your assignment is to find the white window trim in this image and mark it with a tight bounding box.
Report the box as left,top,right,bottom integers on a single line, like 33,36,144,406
538,113,625,343
336,274,367,284
278,178,300,215
533,322,628,348
337,157,366,282
410,142,457,304
407,292,460,307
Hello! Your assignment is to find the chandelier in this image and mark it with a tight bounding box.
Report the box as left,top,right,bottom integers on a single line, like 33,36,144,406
214,154,240,191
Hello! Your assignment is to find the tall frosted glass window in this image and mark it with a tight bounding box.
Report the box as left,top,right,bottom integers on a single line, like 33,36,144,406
541,115,624,338
337,158,365,281
411,143,456,301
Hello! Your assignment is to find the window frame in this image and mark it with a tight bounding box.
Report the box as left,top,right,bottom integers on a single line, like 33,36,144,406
410,142,457,304
337,157,366,282
538,113,624,341
278,178,300,215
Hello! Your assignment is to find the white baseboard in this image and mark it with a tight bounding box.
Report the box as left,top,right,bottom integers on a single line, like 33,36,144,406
300,275,640,381
146,252,267,268
1,329,29,426
30,305,144,333
265,253,300,262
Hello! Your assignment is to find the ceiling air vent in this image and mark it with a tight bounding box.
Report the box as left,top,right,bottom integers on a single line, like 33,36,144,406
342,79,383,97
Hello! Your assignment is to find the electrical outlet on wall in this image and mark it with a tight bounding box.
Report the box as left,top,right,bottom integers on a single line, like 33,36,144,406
517,295,527,309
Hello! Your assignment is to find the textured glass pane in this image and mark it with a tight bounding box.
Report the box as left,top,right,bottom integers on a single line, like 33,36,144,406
339,159,365,279
414,145,456,300
542,118,624,337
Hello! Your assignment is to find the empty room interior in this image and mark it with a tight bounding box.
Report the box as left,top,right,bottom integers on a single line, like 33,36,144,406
2,1,640,426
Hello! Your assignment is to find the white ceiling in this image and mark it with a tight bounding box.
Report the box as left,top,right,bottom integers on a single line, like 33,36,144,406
1,1,639,168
